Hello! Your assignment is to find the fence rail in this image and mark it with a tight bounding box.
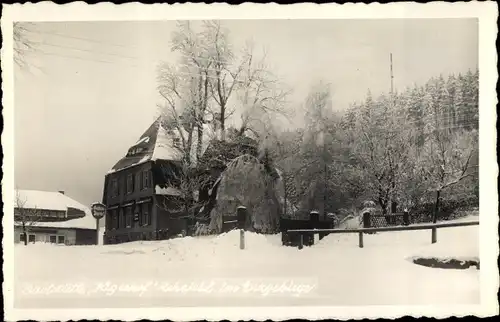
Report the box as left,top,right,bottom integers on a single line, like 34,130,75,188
286,220,479,249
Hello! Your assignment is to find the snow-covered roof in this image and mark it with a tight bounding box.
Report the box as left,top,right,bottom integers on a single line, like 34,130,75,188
14,189,91,214
13,190,101,230
20,214,101,230
108,116,214,174
155,185,183,196
151,125,184,161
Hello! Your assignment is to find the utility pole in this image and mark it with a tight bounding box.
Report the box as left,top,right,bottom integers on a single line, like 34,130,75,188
323,142,327,220
389,53,397,218
390,53,394,95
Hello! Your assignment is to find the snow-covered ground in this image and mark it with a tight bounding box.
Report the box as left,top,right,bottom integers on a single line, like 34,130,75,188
14,213,479,308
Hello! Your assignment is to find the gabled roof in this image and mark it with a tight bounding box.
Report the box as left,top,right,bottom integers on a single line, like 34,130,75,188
108,116,184,174
14,189,90,214
14,190,103,230
108,116,214,174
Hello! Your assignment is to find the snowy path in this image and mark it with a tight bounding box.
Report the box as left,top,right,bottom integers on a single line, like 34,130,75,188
14,215,479,308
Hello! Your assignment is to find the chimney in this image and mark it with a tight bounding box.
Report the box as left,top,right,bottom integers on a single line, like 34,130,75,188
58,190,65,195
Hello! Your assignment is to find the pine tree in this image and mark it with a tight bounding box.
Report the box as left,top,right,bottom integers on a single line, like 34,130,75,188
436,74,450,131
446,74,457,128
454,73,466,128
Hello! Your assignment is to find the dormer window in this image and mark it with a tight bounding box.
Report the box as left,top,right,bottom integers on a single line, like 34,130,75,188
173,137,181,148
127,147,145,156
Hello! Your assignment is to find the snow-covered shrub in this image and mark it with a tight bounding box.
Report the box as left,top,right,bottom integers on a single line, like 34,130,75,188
193,222,211,236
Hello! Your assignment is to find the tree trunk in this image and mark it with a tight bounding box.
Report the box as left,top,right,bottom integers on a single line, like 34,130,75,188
432,190,441,223
220,107,226,141
196,124,204,163
22,222,27,246
283,176,288,217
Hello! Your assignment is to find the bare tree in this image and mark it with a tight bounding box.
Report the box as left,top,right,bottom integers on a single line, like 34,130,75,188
237,44,291,137
420,127,478,222
167,21,213,162
13,22,37,70
157,63,196,166
14,189,41,245
203,21,246,141
345,92,416,216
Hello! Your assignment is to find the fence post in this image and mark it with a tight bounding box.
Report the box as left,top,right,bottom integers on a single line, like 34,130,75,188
403,210,410,226
240,229,245,250
237,206,247,250
298,234,304,250
363,211,371,228
431,227,437,244
310,211,319,245
358,232,364,248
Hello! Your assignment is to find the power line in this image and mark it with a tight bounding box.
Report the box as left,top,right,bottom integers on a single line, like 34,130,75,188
37,49,117,65
38,41,139,60
36,41,258,83
35,48,256,83
27,29,133,48
28,28,257,67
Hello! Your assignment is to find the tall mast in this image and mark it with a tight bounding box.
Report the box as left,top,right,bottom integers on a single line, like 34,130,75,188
389,52,396,215
390,53,394,96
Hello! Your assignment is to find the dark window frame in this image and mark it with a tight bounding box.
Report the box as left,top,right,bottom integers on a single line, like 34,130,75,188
111,178,119,197
57,235,65,244
135,172,141,192
141,203,151,226
125,206,132,228
126,174,134,194
142,170,150,190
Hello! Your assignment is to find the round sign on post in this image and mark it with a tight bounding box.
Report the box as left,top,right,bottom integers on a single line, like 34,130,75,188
91,202,106,245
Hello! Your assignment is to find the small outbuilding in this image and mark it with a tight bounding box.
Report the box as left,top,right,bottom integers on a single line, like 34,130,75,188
14,189,101,245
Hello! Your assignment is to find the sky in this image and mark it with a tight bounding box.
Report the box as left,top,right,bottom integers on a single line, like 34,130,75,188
13,19,478,206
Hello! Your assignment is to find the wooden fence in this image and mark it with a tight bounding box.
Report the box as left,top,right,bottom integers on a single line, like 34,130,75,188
286,220,480,249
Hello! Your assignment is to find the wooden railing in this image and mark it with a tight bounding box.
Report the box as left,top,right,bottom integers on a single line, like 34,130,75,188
286,220,480,249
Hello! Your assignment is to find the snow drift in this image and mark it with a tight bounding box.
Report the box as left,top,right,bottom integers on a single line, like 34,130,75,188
14,213,479,308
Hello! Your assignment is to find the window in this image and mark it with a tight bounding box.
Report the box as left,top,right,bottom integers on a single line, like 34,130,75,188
119,209,124,229
57,235,65,244
125,207,132,228
126,174,134,194
19,233,26,242
137,205,143,226
119,177,125,196
173,137,181,148
106,210,112,229
49,235,57,243
110,211,114,228
111,179,119,197
135,173,141,192
112,211,118,230
142,203,151,226
142,170,150,190
28,234,35,243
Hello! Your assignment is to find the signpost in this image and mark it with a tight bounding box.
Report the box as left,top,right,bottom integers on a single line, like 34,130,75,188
91,202,106,245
